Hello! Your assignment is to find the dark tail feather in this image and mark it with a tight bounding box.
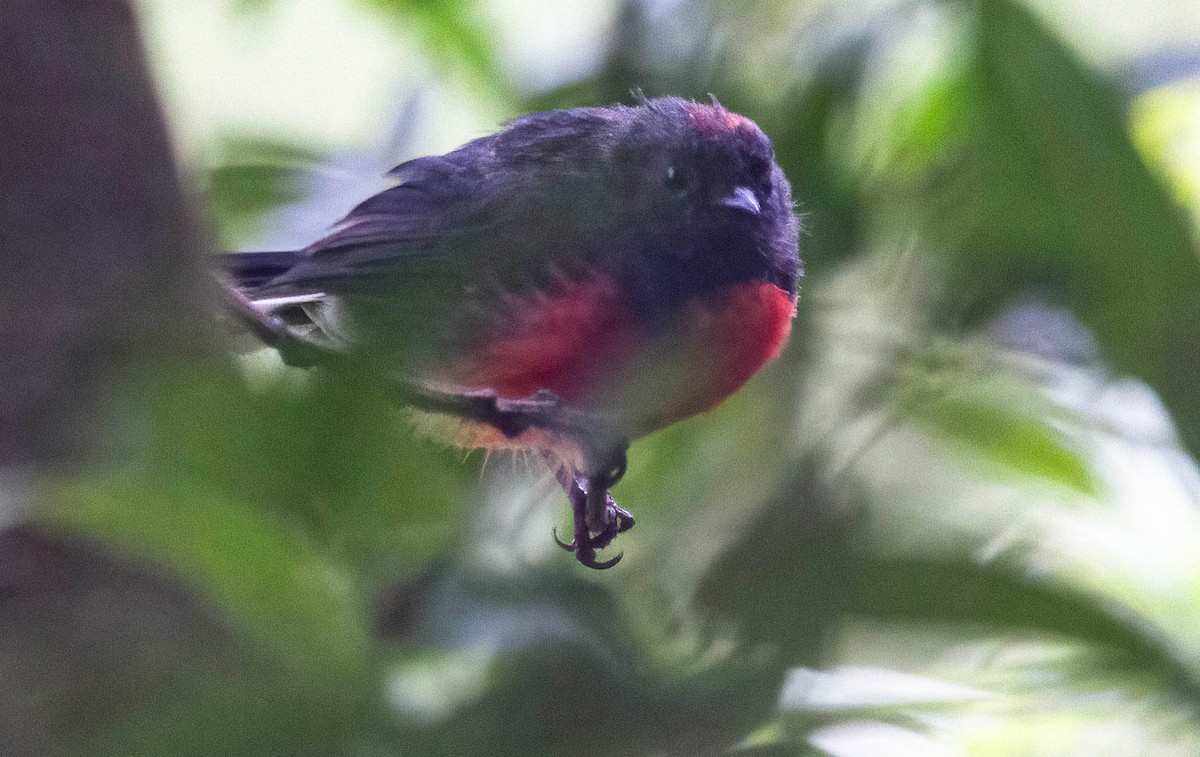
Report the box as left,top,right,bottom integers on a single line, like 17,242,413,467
216,250,301,290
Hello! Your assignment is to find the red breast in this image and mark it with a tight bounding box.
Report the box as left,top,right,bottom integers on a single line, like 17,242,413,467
435,275,795,440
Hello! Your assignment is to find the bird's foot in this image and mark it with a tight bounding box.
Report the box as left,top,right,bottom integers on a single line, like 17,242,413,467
552,472,634,570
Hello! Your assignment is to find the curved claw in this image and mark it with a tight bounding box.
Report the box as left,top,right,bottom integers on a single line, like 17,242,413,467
578,551,623,570
552,527,576,552
551,459,634,570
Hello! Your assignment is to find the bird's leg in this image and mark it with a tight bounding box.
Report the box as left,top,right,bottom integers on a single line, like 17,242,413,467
580,474,635,548
549,447,632,570
582,445,632,544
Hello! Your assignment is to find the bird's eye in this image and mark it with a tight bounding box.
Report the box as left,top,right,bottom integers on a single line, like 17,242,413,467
747,157,773,194
664,165,687,195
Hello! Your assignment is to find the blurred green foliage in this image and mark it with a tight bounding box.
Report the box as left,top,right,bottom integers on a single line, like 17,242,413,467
29,0,1200,754
207,138,324,248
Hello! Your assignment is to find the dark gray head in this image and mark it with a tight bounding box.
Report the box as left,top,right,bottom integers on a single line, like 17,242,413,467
604,97,801,300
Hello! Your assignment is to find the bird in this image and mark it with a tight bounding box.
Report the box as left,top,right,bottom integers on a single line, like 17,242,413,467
222,95,802,568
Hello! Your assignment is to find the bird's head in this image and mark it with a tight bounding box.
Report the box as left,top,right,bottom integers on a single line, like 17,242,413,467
609,96,801,296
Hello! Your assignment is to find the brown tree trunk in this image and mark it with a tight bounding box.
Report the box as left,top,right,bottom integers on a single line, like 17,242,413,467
0,0,209,469
0,5,231,754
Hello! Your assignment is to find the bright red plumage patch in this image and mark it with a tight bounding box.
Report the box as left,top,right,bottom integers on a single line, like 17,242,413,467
454,276,793,413
427,276,795,453
667,280,796,421
451,275,645,403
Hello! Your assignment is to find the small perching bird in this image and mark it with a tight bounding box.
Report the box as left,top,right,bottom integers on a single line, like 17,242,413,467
222,95,802,568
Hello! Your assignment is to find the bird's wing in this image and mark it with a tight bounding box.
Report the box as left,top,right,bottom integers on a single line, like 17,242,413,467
217,249,305,290
258,108,624,298
252,147,497,297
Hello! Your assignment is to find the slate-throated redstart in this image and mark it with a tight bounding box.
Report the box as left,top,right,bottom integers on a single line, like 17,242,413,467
223,95,802,568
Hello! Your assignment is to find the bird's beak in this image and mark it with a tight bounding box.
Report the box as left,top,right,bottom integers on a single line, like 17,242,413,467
717,186,761,215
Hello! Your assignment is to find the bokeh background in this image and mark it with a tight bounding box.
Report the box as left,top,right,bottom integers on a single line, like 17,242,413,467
8,0,1200,754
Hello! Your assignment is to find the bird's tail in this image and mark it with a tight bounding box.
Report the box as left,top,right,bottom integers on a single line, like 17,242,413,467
216,250,301,290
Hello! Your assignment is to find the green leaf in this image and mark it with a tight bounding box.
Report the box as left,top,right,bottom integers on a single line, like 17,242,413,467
121,361,470,590
929,0,1200,451
358,0,509,97
41,474,373,691
206,138,324,248
86,663,371,756
844,556,1200,706
379,565,785,755
697,462,857,666
769,41,871,267
903,385,1096,495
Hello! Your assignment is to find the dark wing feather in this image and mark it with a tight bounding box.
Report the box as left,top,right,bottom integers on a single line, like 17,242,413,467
217,250,302,289
252,144,496,296
254,106,629,298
